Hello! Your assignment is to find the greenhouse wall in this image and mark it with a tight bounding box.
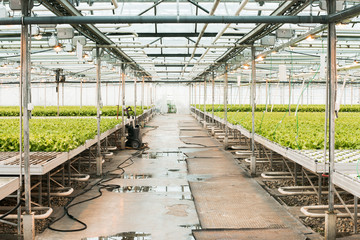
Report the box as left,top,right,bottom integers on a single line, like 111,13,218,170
1,83,359,108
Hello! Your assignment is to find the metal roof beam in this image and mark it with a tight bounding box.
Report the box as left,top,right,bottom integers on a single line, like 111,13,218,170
0,15,328,25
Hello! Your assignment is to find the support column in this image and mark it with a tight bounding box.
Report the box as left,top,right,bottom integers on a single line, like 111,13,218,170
265,80,268,112
325,0,337,239
354,196,358,233
57,81,60,116
134,77,137,126
141,76,144,110
44,83,46,108
238,74,241,107
150,83,153,106
154,83,157,105
106,82,108,106
224,64,229,149
62,82,64,106
96,47,102,176
250,45,257,176
194,83,197,111
21,1,34,239
189,84,191,109
288,73,291,115
80,78,83,108
203,76,207,128
212,70,215,123
121,65,126,149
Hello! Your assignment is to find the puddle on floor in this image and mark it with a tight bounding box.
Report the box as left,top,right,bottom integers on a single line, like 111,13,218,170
142,151,185,161
168,169,180,172
187,174,212,182
121,174,153,179
110,185,190,193
82,232,151,240
179,224,202,230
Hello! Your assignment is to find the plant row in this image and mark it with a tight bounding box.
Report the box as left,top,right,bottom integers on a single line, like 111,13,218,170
0,118,122,152
194,104,360,113
0,106,150,117
214,112,360,150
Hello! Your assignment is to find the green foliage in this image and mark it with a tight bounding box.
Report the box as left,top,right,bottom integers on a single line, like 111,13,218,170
215,112,360,150
194,104,360,113
0,106,149,117
0,118,122,152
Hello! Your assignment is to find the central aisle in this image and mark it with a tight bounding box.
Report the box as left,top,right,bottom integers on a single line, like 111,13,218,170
38,113,319,240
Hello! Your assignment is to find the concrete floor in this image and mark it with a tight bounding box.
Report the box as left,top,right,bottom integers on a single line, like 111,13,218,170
38,114,200,240
37,114,318,240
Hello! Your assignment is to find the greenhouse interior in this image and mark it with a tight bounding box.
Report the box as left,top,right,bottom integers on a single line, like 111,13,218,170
1,0,360,240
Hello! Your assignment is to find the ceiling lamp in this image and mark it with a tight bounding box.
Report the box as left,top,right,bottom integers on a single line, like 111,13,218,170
257,56,264,61
306,35,314,42
54,44,63,52
34,34,42,40
64,42,74,52
49,33,58,47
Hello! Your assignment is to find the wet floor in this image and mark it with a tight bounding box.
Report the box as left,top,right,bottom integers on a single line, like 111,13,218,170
38,114,199,240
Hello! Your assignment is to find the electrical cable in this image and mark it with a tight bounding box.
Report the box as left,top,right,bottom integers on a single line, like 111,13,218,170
0,200,22,220
47,148,146,232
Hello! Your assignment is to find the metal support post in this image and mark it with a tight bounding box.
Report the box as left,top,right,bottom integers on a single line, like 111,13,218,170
238,75,241,107
120,65,126,149
212,70,215,124
46,173,50,206
106,83,108,106
189,84,191,109
294,163,298,185
80,78,83,108
21,0,35,238
96,47,102,176
318,174,323,204
62,83,64,106
265,80,268,112
224,64,229,149
134,77,137,125
153,83,156,105
354,196,358,233
44,83,46,108
203,76,207,128
57,81,60,116
288,74,291,115
250,45,257,176
325,0,337,239
194,83,197,110
150,83,153,106
141,76,144,110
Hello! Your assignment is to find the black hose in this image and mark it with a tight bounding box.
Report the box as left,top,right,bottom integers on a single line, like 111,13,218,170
47,148,146,232
0,200,22,220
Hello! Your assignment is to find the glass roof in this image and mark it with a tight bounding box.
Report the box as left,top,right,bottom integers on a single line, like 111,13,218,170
0,0,360,84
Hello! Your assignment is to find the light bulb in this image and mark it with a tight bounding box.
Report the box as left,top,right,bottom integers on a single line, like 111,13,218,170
54,45,62,52
306,35,314,41
34,34,42,40
257,56,264,61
